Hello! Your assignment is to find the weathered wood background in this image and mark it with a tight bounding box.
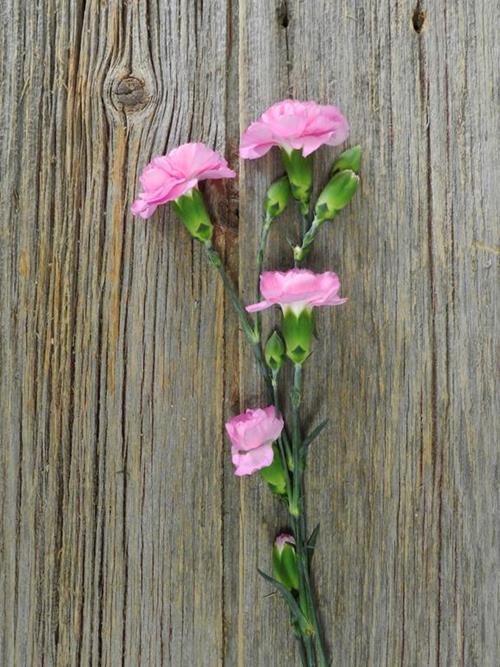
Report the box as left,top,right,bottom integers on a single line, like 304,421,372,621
1,0,498,665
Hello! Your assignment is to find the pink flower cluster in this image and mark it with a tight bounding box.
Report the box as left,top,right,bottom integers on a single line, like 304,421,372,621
131,101,348,221
130,101,352,479
225,407,284,476
240,99,349,159
131,142,235,219
246,268,347,314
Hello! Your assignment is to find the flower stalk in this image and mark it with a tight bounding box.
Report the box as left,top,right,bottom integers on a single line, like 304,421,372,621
130,122,361,666
203,240,273,397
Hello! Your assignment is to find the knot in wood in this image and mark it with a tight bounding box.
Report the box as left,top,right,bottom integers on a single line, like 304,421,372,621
112,76,150,112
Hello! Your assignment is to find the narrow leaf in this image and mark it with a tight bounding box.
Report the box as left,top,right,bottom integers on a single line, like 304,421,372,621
306,524,320,564
303,418,329,449
257,568,311,633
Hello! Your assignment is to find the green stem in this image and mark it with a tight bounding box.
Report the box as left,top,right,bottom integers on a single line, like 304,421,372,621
303,636,315,666
294,215,332,265
297,635,308,667
257,214,273,284
290,363,329,667
272,373,293,505
255,213,273,338
272,374,294,471
290,363,303,514
203,241,272,396
204,240,295,472
300,211,310,238
204,240,327,664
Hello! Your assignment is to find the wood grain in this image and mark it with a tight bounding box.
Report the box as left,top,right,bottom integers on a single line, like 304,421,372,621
1,0,498,665
1,1,230,664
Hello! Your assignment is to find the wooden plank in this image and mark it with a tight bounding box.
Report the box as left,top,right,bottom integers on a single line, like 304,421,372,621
228,2,299,666
1,0,498,665
237,0,499,665
1,0,230,665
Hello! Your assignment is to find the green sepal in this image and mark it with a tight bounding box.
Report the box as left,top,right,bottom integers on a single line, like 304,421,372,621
264,175,291,219
314,169,359,223
280,544,300,591
331,145,362,175
282,306,314,364
259,443,287,496
264,330,286,371
273,535,299,592
171,188,214,242
279,149,313,214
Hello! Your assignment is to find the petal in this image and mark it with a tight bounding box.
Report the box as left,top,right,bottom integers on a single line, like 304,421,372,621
167,178,199,201
130,198,157,219
300,134,332,156
232,443,274,476
240,121,276,159
245,300,273,313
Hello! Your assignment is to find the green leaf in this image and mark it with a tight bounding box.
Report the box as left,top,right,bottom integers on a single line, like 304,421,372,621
257,569,311,634
306,524,320,562
303,419,329,450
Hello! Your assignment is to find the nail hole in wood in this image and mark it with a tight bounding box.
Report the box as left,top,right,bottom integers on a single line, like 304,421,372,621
412,8,426,33
278,1,289,28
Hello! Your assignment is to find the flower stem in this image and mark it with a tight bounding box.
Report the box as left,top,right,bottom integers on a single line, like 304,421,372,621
290,363,303,514
289,363,329,666
255,213,273,338
294,216,327,265
204,240,327,664
301,211,311,238
203,241,272,396
257,214,273,285
272,373,294,505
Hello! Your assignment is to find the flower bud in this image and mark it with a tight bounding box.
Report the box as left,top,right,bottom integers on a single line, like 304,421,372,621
264,175,291,219
264,330,286,371
272,534,299,591
259,444,287,496
314,169,359,223
171,188,214,242
331,145,362,175
279,149,313,214
282,306,314,365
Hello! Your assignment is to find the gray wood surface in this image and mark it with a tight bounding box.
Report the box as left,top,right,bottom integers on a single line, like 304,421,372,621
1,0,498,665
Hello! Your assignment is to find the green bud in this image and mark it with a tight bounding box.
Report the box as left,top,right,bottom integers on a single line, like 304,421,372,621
264,330,286,371
264,175,291,219
282,306,314,365
272,534,299,591
331,145,362,175
279,149,313,214
259,444,287,496
314,169,359,223
171,188,214,242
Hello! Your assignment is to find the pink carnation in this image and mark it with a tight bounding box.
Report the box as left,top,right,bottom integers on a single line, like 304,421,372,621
240,100,349,159
246,268,347,313
131,142,236,219
225,406,284,476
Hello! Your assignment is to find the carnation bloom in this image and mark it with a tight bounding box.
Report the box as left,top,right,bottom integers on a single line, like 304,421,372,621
131,142,236,219
225,406,284,476
240,100,349,159
246,269,347,314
